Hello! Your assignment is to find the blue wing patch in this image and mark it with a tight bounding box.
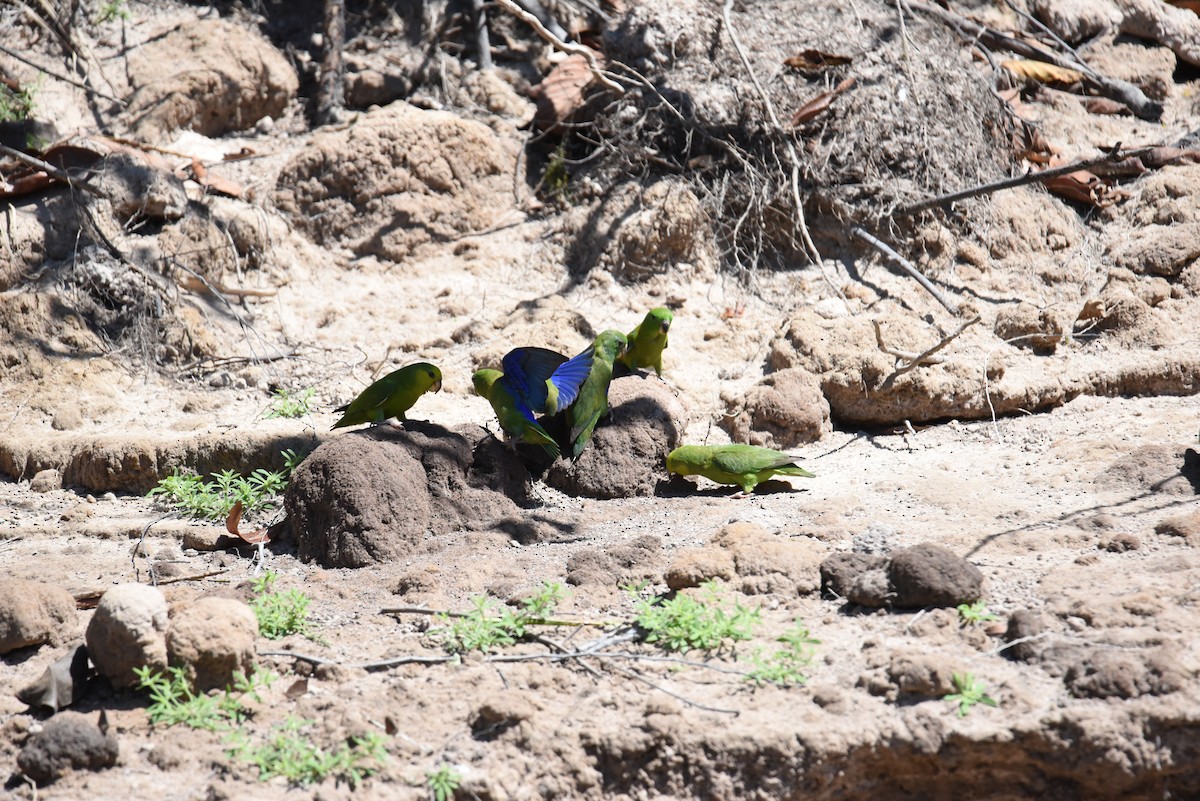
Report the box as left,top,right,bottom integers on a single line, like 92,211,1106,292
500,347,568,412
548,347,594,412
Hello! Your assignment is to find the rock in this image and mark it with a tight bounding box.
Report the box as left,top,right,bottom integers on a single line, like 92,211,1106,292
993,303,1064,352
30,468,63,492
275,102,518,262
1031,0,1121,44
123,19,298,141
286,422,529,567
166,597,258,692
1065,647,1188,699
846,566,892,607
1004,609,1055,663
1111,224,1200,279
1099,532,1141,552
663,548,737,590
17,712,119,785
90,151,187,224
0,580,76,654
819,552,888,600
1155,510,1200,544
545,377,686,499
710,521,827,595
888,544,984,608
469,691,538,740
564,178,717,282
888,653,958,697
721,368,831,448
85,584,169,688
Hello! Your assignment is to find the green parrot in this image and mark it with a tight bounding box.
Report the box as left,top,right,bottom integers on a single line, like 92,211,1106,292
665,444,815,494
566,329,629,460
331,362,443,429
473,345,594,459
617,307,673,376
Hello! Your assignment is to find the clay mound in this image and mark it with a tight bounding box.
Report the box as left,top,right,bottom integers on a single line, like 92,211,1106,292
545,376,686,499
274,102,520,261
123,19,298,142
285,422,531,568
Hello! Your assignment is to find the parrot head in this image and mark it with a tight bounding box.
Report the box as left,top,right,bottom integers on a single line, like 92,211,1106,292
472,368,501,398
420,363,443,393
649,307,673,334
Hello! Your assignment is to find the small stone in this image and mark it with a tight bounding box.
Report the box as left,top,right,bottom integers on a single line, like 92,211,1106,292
166,597,258,691
51,407,84,431
993,303,1064,352
1155,511,1200,544
85,584,169,688
888,543,984,609
1100,532,1141,552
1065,647,1188,699
17,712,119,785
1004,609,1053,663
888,653,958,697
846,567,891,607
30,469,63,493
664,548,736,590
820,552,888,600
0,580,77,654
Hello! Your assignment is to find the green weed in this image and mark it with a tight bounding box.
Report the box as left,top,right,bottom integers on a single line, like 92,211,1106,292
944,672,998,717
745,620,820,687
251,572,320,641
96,0,130,23
432,581,565,654
228,716,388,788
541,144,570,203
957,601,998,625
265,387,316,419
0,81,37,123
147,449,301,521
134,665,274,731
633,580,760,653
426,763,462,800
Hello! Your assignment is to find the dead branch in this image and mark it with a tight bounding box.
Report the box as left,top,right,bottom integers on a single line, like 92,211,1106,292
905,0,1163,121
881,316,981,388
872,319,945,364
0,42,124,105
316,0,346,125
897,144,1155,216
468,0,493,70
493,0,623,94
850,226,961,315
0,142,104,197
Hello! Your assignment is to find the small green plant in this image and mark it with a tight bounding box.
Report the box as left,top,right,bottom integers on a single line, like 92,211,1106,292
265,387,316,419
0,80,37,123
96,0,130,23
633,580,760,653
944,672,998,717
957,601,998,625
426,763,462,801
251,572,320,641
134,665,274,731
147,449,301,521
541,144,570,202
745,621,820,687
228,717,388,788
432,581,565,654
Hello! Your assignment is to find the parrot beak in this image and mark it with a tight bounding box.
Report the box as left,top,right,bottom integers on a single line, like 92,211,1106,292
432,379,443,393
660,320,671,333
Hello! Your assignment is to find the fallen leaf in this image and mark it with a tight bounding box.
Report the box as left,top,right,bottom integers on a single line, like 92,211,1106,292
1042,169,1126,207
1002,59,1084,86
225,501,270,545
284,678,309,699
16,645,91,712
188,158,245,198
0,142,104,200
790,77,856,126
784,49,853,71
530,52,601,129
1140,146,1200,169
1084,97,1130,116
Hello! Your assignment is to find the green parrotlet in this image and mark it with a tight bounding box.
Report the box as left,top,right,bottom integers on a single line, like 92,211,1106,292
566,329,629,460
617,307,673,376
666,444,815,494
331,362,442,429
473,345,594,459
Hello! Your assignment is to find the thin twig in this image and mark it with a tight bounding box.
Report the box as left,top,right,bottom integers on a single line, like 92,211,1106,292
872,319,945,364
469,0,493,70
850,226,960,314
897,145,1154,216
0,42,125,105
0,142,104,197
882,316,981,388
721,0,825,270
493,0,623,94
380,605,617,627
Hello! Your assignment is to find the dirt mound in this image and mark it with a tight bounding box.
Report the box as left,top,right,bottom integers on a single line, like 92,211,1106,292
274,102,521,261
285,422,531,567
123,18,298,142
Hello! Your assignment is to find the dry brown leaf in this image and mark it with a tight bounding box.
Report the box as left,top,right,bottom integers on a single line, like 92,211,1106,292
1002,59,1084,86
529,53,601,129
284,678,309,699
1166,0,1200,14
0,142,104,200
784,49,853,71
225,501,270,544
188,158,245,198
1141,146,1200,168
790,77,856,126
1042,169,1123,207
1084,97,1130,116
16,645,91,712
